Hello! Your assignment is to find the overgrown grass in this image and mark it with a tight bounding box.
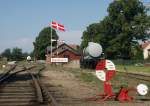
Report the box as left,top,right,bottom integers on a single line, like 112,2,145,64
66,67,150,96
78,72,104,92
47,65,150,96
78,72,96,82
116,65,150,73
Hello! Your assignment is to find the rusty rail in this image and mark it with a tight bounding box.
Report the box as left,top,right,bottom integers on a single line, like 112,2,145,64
117,71,150,82
37,76,59,106
0,65,45,104
0,65,16,80
26,70,44,103
0,65,35,83
27,65,59,106
0,64,59,106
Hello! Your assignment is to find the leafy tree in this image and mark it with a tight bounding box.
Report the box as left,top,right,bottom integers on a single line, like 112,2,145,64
1,48,11,60
131,43,143,60
33,27,58,60
80,23,102,49
11,47,23,61
29,51,34,59
22,52,29,59
81,0,150,59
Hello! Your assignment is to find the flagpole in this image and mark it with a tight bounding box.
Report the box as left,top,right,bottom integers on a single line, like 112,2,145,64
51,22,53,62
57,40,58,57
50,20,65,60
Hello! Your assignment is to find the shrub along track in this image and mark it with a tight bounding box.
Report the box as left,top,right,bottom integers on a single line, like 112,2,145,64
0,64,59,106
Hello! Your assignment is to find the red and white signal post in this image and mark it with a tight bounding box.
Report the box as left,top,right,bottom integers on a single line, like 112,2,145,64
88,59,148,102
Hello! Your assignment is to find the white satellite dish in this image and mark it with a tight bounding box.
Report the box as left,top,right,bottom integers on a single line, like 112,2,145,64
137,84,148,96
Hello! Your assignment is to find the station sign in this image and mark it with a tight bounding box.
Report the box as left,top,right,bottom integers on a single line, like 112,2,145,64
51,58,68,63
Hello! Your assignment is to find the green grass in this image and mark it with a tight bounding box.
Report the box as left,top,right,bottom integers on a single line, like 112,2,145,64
78,72,96,82
47,65,150,96
116,65,150,73
66,69,104,92
78,72,104,92
53,66,104,92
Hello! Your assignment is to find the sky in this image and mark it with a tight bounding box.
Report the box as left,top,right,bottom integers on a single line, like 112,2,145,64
0,0,149,53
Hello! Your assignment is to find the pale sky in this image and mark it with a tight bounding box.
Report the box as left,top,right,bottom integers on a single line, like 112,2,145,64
0,0,149,53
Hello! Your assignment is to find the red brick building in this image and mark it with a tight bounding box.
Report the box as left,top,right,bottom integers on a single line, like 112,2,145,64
46,43,81,66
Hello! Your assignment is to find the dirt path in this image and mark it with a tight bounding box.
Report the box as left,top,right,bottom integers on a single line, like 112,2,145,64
41,66,97,99
40,65,150,106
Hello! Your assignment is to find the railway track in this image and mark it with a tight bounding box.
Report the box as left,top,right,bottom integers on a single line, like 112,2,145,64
117,71,150,82
0,64,59,106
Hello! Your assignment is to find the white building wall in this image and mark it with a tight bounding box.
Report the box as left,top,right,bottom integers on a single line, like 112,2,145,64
143,44,150,59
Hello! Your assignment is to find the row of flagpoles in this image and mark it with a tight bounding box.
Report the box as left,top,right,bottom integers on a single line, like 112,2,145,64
50,21,65,58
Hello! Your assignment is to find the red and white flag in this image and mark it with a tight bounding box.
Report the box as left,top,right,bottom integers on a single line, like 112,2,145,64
51,21,65,31
58,24,65,31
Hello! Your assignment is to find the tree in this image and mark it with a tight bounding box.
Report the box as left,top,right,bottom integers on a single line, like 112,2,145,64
29,51,34,59
1,48,11,60
81,0,150,59
80,23,102,49
131,43,143,60
33,27,58,60
11,47,23,61
22,52,29,59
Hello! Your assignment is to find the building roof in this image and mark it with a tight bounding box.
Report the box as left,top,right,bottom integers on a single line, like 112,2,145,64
68,44,79,50
46,43,81,55
57,49,81,56
53,43,79,53
141,41,150,49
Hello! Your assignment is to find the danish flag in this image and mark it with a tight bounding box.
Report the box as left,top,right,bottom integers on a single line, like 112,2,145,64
51,21,65,31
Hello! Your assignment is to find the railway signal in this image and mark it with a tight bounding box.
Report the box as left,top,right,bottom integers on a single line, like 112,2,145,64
137,84,148,96
85,42,149,102
50,20,65,63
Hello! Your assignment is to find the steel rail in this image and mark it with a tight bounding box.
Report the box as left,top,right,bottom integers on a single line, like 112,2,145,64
117,71,150,82
0,65,16,80
37,76,59,106
0,66,35,83
0,64,59,105
26,70,44,103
